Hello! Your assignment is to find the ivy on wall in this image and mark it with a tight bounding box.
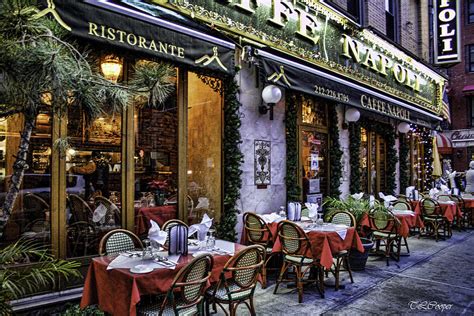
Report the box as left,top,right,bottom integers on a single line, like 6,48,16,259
328,106,342,197
349,122,361,194
217,76,244,242
399,134,410,193
285,94,301,201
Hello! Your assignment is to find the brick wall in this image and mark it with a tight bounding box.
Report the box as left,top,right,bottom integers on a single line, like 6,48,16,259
365,0,386,34
400,0,420,56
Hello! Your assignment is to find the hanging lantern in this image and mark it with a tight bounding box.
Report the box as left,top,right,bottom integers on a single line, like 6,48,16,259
100,54,123,83
397,122,411,133
345,108,360,122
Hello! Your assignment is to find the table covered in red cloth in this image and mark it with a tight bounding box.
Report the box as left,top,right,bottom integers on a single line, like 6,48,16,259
359,212,424,238
135,205,177,236
411,200,463,223
80,243,246,316
269,222,364,270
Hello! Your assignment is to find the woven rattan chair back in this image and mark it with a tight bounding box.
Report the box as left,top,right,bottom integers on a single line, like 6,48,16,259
175,254,213,306
94,196,120,226
437,195,452,202
421,198,440,216
396,195,412,205
223,245,265,290
277,220,310,256
450,195,464,208
329,211,356,227
68,194,93,223
99,229,143,256
23,193,50,213
369,208,398,231
243,212,272,246
392,201,411,211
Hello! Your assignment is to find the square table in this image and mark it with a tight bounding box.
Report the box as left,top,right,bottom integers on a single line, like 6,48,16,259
135,205,177,236
80,240,245,316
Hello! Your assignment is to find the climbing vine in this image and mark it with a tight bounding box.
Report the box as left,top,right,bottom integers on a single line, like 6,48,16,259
285,94,301,201
328,106,342,197
349,122,361,194
217,75,243,242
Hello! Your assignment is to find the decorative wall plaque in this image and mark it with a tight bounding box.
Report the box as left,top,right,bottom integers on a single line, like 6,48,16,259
254,140,271,186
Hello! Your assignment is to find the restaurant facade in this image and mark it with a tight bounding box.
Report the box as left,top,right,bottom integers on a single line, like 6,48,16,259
0,0,448,259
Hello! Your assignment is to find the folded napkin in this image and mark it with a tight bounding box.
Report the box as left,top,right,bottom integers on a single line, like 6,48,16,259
379,192,397,207
351,192,364,200
195,197,209,209
148,220,167,246
405,186,415,198
369,195,375,207
304,202,319,218
440,184,450,194
92,204,107,223
429,188,439,198
261,213,282,223
188,213,213,239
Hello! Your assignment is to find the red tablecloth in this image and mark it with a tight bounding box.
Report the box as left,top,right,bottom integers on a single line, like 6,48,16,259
80,243,246,316
135,205,177,236
359,212,424,238
462,198,474,209
269,222,364,270
411,200,463,223
240,222,278,246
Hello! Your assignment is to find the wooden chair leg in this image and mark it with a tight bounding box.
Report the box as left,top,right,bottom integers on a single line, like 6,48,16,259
249,297,256,316
334,258,342,291
296,266,303,303
344,256,354,283
261,265,267,289
273,261,288,294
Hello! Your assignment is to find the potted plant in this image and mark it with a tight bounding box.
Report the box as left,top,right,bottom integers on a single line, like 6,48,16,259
0,240,81,314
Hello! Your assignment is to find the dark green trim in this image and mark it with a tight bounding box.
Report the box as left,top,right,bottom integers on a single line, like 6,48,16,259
328,106,342,198
285,94,301,201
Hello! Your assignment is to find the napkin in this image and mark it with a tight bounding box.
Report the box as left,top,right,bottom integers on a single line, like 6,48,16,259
351,192,364,200
92,204,107,223
195,197,209,209
148,220,167,246
304,203,319,218
261,213,282,223
287,202,296,221
378,192,397,207
448,171,457,188
429,188,439,198
369,195,375,207
188,213,213,239
405,186,415,198
440,184,450,194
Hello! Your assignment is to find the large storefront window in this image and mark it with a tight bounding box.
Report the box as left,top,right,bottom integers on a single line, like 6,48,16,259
66,107,122,258
187,73,222,224
360,127,387,194
299,95,329,203
0,112,52,251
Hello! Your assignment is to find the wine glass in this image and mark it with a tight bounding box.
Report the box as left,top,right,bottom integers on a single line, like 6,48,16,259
206,228,216,251
140,192,148,208
316,212,324,227
142,238,151,258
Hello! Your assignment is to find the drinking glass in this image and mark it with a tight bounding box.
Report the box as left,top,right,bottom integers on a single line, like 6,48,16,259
316,213,324,227
206,228,216,250
140,192,148,208
142,238,151,258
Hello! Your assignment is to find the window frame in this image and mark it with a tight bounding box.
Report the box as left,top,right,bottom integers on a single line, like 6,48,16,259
467,44,474,73
468,0,474,24
385,0,399,43
321,0,364,26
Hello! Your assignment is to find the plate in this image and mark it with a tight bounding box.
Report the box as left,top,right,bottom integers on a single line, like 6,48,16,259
130,265,153,274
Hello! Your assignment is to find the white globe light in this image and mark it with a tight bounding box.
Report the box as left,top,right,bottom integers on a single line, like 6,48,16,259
345,108,360,122
261,85,282,104
397,122,411,133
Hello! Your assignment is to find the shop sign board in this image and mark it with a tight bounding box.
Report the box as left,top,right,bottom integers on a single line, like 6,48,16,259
433,0,461,65
37,0,235,74
157,0,446,114
451,130,474,142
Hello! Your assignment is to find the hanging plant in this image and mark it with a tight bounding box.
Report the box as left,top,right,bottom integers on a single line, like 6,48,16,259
217,75,243,242
285,94,301,201
349,122,361,194
399,134,410,193
328,106,342,197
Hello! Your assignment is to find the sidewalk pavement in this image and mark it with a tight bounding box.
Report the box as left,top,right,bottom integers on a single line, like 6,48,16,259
227,230,474,315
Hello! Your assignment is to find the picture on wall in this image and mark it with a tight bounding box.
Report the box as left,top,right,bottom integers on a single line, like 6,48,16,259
254,140,271,185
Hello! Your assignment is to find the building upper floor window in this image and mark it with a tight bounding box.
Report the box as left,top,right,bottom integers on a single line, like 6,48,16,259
469,0,474,24
470,98,474,127
323,0,363,24
467,45,474,72
385,0,399,42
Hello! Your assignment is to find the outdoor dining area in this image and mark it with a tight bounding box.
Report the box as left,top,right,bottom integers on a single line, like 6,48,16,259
78,189,474,316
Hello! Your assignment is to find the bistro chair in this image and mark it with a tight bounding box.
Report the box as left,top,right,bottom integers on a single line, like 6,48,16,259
67,221,98,257
368,208,402,266
162,219,189,247
68,194,93,224
94,196,121,227
206,245,265,316
243,212,278,289
166,194,196,224
451,195,472,228
390,201,412,254
396,194,412,205
273,220,324,303
137,254,213,316
23,192,50,221
420,198,449,241
98,229,143,256
327,211,355,290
